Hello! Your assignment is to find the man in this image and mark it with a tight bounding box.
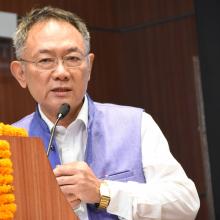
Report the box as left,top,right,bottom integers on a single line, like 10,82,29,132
10,6,200,220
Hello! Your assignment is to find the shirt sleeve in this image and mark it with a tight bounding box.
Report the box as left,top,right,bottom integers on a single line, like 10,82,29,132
106,112,200,220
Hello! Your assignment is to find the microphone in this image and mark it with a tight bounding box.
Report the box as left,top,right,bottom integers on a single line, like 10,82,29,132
46,103,70,156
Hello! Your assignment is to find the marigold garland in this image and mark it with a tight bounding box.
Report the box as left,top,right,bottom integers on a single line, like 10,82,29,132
0,123,28,220
0,123,28,137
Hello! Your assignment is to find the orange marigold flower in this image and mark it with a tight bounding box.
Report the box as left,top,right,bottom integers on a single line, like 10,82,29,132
0,151,11,159
0,203,16,213
0,212,13,219
0,194,15,205
0,203,16,219
0,141,9,151
0,168,12,175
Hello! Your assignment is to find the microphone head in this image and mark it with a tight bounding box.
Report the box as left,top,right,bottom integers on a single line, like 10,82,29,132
57,103,70,119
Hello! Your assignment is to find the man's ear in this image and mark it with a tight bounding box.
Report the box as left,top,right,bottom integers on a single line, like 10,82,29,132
10,61,27,88
87,53,95,81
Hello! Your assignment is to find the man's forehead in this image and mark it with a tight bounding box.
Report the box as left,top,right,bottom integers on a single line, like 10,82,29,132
28,19,80,35
25,20,85,55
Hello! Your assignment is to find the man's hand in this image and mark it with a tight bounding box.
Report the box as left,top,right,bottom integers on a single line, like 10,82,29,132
53,161,102,209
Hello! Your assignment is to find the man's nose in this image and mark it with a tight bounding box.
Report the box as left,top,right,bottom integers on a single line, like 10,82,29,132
52,60,70,80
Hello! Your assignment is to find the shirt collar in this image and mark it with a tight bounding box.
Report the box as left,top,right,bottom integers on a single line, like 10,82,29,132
38,96,89,131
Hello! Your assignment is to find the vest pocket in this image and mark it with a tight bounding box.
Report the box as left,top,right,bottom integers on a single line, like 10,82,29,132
102,170,134,181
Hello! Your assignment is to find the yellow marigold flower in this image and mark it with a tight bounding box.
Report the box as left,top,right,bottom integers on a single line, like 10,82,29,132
0,185,13,195
0,124,3,136
0,175,13,185
0,159,12,168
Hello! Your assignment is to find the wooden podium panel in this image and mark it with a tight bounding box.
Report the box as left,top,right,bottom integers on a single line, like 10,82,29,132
1,136,78,220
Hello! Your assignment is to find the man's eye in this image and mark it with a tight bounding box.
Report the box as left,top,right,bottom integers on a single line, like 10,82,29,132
38,58,54,63
66,56,80,62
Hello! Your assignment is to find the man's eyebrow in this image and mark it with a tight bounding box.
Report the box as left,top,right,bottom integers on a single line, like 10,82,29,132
38,49,52,54
66,47,84,54
37,47,84,54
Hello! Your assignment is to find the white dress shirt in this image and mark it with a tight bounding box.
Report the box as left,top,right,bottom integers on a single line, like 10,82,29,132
39,96,200,220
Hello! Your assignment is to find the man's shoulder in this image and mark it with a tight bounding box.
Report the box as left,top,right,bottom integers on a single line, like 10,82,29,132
93,102,144,121
12,112,35,130
94,101,144,113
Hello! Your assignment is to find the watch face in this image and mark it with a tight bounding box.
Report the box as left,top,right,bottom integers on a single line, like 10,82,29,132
100,182,110,196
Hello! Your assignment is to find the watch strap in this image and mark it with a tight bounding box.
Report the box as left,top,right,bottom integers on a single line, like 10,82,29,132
96,181,110,209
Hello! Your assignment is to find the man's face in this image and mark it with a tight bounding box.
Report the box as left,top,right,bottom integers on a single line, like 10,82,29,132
11,19,94,124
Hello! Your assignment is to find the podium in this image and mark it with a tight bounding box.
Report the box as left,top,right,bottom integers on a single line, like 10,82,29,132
2,136,78,220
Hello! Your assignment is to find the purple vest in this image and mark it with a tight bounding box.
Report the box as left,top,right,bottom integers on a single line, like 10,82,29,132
13,96,146,220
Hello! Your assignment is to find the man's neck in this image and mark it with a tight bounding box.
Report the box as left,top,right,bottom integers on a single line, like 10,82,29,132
38,97,88,129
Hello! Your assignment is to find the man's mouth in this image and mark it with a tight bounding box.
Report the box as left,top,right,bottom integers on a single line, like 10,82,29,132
52,87,71,92
51,87,71,96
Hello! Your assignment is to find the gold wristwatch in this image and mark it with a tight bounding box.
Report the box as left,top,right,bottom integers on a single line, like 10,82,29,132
97,181,110,209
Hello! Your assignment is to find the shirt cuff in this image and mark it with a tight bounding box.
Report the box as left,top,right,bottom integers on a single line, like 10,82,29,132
106,180,133,220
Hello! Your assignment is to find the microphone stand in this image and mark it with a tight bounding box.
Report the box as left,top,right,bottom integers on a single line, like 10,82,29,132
46,116,61,156
46,103,70,157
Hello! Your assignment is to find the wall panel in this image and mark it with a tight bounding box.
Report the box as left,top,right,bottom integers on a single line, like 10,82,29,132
89,15,209,220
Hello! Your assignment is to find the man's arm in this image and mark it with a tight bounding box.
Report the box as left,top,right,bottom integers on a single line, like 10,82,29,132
105,113,200,220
